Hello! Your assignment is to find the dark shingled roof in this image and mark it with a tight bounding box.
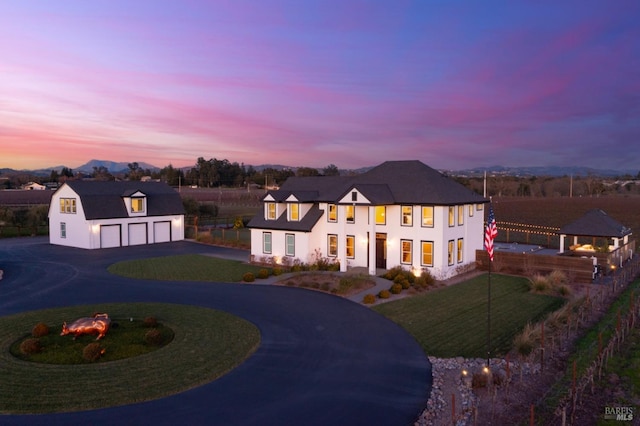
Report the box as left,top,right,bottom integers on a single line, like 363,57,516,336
247,204,324,232
62,181,184,220
559,209,632,238
276,160,487,205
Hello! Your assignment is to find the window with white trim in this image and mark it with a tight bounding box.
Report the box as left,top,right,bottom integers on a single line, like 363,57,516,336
346,205,355,223
458,205,464,226
401,239,412,264
422,206,434,227
328,234,338,257
346,235,355,258
289,203,300,221
457,238,464,263
60,222,66,238
328,204,337,222
266,202,276,220
421,241,433,266
59,198,76,214
285,233,295,256
448,206,455,227
401,206,413,226
262,232,272,254
375,206,386,225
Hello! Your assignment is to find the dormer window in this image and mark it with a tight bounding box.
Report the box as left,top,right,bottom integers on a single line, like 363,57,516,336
289,203,300,221
131,197,145,213
266,202,276,220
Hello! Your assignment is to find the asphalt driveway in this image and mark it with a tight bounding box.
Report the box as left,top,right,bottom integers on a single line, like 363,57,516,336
0,238,431,426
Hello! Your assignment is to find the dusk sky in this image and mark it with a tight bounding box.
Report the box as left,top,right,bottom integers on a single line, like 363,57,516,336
1,1,639,172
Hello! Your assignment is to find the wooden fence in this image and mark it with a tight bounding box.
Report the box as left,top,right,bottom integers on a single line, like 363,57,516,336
476,250,595,283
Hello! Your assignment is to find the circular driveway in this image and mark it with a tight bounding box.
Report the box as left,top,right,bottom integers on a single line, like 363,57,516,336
0,238,431,426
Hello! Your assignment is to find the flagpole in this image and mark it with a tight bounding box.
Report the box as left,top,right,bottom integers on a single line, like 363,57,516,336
487,255,491,367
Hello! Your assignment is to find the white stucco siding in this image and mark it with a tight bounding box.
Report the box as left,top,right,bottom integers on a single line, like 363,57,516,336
48,186,92,249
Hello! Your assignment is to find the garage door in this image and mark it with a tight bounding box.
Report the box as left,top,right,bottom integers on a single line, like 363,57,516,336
100,225,121,248
154,221,171,243
128,223,147,246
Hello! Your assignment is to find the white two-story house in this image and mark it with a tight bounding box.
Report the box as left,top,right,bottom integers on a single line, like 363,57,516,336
248,160,488,279
48,181,185,249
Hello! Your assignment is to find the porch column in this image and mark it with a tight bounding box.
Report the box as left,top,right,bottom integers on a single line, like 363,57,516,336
559,234,566,254
368,206,376,276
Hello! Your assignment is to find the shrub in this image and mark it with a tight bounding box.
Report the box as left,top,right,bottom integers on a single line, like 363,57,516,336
530,274,550,293
82,342,105,362
557,285,571,297
320,282,330,292
272,267,283,276
390,283,403,294
378,289,391,299
383,266,404,280
144,329,164,346
257,269,270,279
242,272,255,282
413,271,435,289
32,322,50,337
143,316,158,328
363,294,376,304
20,338,42,355
548,270,568,286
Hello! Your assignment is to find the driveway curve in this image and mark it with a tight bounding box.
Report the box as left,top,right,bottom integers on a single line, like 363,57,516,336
0,238,431,426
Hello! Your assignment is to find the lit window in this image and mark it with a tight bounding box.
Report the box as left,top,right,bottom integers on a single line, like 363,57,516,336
422,206,433,227
289,203,299,221
421,241,433,266
448,240,454,265
401,240,412,264
267,202,276,220
477,204,484,211
263,232,272,254
285,233,295,257
346,235,355,258
402,206,413,226
60,222,66,238
328,204,337,222
346,205,355,223
468,205,474,217
448,206,455,227
60,198,76,214
131,197,144,213
457,238,464,263
458,205,464,226
328,234,338,257
375,206,386,225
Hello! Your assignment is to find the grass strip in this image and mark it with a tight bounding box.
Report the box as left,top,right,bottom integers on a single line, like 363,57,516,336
0,303,260,414
107,254,267,282
374,273,565,358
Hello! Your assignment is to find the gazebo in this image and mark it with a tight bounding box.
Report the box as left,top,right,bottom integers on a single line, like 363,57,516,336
558,209,634,271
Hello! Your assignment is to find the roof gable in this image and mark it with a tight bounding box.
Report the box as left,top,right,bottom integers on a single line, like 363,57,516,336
275,160,487,205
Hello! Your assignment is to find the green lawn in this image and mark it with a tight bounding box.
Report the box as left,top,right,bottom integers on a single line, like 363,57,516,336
108,254,267,282
0,303,260,414
374,273,566,358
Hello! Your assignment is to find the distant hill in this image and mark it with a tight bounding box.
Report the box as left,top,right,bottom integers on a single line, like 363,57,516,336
450,165,638,178
1,160,637,179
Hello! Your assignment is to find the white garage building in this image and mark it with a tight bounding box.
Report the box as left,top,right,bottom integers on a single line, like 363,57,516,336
48,181,185,249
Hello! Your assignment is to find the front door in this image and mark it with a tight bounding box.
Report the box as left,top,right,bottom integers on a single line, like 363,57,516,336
376,233,386,269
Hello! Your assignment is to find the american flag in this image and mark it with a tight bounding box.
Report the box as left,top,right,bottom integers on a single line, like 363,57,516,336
484,204,498,262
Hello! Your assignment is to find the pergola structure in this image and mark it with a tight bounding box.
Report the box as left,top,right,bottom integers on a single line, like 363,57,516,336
558,209,634,270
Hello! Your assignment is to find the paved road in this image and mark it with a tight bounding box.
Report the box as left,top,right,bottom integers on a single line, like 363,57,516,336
0,238,431,426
